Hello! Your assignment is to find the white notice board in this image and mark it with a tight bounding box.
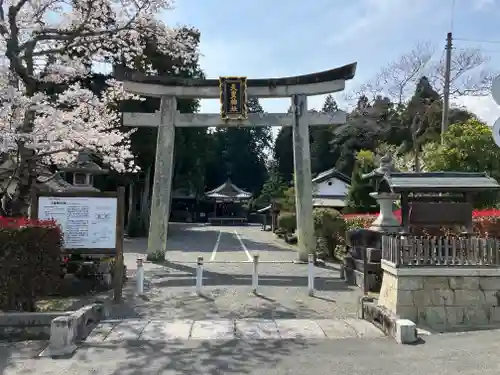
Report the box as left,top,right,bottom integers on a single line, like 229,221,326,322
37,196,118,249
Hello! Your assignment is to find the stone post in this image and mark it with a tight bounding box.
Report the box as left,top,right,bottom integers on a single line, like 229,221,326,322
291,94,315,262
147,96,176,259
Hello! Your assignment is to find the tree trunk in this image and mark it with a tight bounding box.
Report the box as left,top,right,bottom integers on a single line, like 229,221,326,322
413,143,421,172
140,167,151,231
127,180,135,232
11,144,37,217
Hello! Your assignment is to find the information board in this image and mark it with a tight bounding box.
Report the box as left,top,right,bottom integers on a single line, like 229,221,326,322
37,196,118,249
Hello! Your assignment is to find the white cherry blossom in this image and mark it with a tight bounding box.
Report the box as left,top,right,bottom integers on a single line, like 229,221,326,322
0,0,198,199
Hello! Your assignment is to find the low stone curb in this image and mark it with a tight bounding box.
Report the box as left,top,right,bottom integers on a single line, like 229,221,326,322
360,296,418,344
0,311,71,341
39,303,105,357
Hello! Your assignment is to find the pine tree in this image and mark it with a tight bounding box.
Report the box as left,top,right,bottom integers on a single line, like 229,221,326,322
310,95,339,175
322,94,338,112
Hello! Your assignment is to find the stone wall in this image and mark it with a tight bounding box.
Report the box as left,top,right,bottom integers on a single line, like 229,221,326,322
0,312,70,341
378,261,500,331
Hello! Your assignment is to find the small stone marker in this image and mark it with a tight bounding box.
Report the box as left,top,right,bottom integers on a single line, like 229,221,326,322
395,319,418,344
40,315,78,357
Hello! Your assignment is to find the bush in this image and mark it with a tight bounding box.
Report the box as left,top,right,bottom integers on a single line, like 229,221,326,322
313,208,345,237
0,217,63,311
277,212,296,233
313,208,346,259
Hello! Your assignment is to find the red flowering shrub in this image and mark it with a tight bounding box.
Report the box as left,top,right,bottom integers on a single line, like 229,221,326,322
343,209,500,237
0,217,63,311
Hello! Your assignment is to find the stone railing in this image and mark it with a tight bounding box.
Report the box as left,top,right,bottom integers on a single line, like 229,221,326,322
382,235,500,267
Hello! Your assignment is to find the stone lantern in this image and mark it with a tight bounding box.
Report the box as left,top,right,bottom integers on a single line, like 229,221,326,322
361,153,401,233
61,150,109,191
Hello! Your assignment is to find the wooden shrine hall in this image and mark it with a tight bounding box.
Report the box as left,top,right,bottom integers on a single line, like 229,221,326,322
205,179,252,226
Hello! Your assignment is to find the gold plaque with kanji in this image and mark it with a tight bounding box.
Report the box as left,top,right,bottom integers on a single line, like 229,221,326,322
219,77,248,120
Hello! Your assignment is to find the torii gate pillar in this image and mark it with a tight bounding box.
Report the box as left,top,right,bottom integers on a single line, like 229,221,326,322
291,94,315,261
147,96,176,260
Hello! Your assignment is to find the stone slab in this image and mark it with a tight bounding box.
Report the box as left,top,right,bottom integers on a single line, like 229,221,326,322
235,319,280,339
275,319,326,339
344,318,384,338
86,322,118,343
139,320,193,340
105,320,149,341
395,319,417,344
316,319,358,339
190,320,234,340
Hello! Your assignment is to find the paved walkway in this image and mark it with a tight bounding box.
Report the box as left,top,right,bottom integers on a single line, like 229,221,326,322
85,318,384,342
107,224,363,322
6,329,500,374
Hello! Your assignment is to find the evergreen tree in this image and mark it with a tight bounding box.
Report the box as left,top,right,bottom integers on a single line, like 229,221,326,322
273,127,294,184
310,95,339,175
345,150,377,213
255,161,287,208
204,97,270,195
322,94,339,112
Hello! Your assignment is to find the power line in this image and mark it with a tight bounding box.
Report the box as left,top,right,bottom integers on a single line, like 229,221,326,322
454,37,500,44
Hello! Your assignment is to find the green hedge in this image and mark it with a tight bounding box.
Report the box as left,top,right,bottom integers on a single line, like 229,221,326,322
313,208,346,259
277,212,296,233
0,224,63,311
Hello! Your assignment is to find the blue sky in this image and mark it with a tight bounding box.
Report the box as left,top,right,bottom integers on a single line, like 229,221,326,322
162,0,500,125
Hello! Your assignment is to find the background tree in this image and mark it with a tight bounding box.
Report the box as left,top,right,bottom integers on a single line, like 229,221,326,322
423,119,500,207
255,161,287,209
344,150,377,214
310,94,339,175
204,97,271,195
0,0,197,215
349,41,495,104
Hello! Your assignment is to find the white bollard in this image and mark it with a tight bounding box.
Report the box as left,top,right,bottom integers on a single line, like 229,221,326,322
308,253,315,296
252,254,259,294
196,256,203,295
136,258,144,295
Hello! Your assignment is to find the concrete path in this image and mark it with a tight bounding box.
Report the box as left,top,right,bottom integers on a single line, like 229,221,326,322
85,318,384,342
6,328,500,374
127,223,301,263
109,224,362,322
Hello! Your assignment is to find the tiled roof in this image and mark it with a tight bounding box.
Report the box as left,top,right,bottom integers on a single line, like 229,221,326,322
205,179,252,199
384,172,500,192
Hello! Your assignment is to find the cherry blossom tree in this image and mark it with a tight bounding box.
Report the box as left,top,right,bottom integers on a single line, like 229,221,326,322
0,0,198,215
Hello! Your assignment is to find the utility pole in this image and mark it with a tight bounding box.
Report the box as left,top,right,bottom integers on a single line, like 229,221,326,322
441,32,453,144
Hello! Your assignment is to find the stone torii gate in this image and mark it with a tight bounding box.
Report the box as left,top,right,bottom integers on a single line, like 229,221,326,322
115,63,357,262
